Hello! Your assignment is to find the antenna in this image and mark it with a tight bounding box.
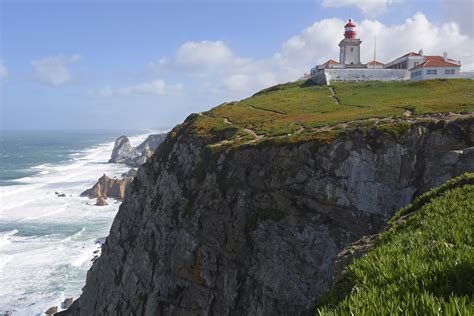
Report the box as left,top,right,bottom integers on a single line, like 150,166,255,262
373,36,376,68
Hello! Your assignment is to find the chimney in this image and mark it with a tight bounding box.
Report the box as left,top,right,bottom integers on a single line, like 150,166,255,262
443,52,448,61
418,49,424,56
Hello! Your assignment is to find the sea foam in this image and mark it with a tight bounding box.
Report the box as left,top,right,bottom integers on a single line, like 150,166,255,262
0,131,161,315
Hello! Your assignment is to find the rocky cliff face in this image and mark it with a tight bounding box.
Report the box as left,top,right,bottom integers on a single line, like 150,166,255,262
109,136,139,164
63,117,473,315
109,134,166,167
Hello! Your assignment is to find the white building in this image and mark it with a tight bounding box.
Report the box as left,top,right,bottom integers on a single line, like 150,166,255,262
384,51,426,70
409,54,461,81
310,18,466,84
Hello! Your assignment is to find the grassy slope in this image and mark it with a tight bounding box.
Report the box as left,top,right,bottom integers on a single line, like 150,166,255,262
190,79,474,146
316,173,474,315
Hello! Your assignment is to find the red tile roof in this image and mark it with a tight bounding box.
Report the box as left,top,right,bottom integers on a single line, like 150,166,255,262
401,51,421,58
367,60,384,65
411,56,460,70
323,59,339,65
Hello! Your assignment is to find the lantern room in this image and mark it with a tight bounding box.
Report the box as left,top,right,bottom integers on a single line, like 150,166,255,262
344,18,356,39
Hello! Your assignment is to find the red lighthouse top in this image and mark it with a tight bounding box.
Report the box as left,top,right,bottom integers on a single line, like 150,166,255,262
344,18,356,39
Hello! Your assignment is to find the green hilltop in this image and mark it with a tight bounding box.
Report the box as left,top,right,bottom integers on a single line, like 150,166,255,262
315,173,474,315
186,79,474,148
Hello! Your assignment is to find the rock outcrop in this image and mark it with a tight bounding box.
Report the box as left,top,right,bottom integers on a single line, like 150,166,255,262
81,174,133,203
62,118,474,315
108,136,138,164
109,134,166,167
121,168,138,178
45,306,58,315
95,196,108,206
136,134,167,155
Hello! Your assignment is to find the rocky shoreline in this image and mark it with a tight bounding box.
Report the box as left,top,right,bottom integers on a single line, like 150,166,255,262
40,132,166,316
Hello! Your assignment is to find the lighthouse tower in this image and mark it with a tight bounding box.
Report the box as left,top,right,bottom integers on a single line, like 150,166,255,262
339,18,362,66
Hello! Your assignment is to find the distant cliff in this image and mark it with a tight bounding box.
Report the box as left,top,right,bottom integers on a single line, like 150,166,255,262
61,80,474,315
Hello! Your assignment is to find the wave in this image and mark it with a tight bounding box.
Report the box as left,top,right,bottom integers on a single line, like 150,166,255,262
0,130,164,314
61,227,86,242
0,229,18,249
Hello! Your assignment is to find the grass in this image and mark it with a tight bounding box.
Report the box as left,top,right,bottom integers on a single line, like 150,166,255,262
315,173,474,315
188,79,474,148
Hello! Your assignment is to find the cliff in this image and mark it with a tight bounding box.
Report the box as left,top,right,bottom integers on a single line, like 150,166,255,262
316,173,474,314
62,80,474,315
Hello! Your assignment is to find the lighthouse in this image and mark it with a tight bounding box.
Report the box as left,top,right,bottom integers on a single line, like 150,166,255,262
339,18,362,66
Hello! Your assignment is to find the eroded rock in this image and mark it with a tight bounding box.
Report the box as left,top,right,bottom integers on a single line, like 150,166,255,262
81,174,133,203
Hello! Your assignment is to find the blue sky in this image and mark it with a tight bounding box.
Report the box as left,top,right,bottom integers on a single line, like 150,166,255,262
1,0,473,130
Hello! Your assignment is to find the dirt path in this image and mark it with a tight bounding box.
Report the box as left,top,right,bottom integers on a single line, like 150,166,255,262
248,104,285,115
328,86,341,105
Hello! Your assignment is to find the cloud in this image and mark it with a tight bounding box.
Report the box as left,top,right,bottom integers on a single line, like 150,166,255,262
88,80,183,97
31,54,81,86
440,0,474,36
118,79,183,96
176,40,234,69
0,61,8,83
87,86,113,97
322,0,394,16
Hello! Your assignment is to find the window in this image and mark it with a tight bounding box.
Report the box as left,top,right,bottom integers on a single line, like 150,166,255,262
432,70,437,75
350,47,354,52
445,69,456,75
427,69,437,75
427,69,432,74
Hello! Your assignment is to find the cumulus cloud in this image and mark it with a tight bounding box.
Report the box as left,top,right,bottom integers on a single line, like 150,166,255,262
322,0,394,16
440,0,474,36
176,40,234,69
0,61,8,83
31,54,81,86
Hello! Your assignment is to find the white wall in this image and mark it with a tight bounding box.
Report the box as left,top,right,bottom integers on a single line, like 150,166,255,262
323,69,409,84
459,72,474,80
410,67,460,81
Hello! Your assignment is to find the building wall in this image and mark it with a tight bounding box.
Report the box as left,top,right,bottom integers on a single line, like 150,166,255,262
410,67,460,81
339,39,361,65
312,69,328,85
385,56,424,70
459,72,474,80
313,69,410,85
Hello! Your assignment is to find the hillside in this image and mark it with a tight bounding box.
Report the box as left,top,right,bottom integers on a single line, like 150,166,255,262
61,80,474,315
316,173,474,315
191,79,474,147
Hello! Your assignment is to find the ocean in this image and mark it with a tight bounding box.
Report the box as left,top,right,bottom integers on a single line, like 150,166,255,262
0,130,160,315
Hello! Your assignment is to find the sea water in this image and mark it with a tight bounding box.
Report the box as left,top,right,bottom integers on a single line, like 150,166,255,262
0,130,161,315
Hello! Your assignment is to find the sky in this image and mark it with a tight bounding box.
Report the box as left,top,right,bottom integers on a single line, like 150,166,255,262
0,0,473,131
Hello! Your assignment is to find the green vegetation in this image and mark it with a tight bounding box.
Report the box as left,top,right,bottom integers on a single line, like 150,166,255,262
315,173,474,315
190,79,474,147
